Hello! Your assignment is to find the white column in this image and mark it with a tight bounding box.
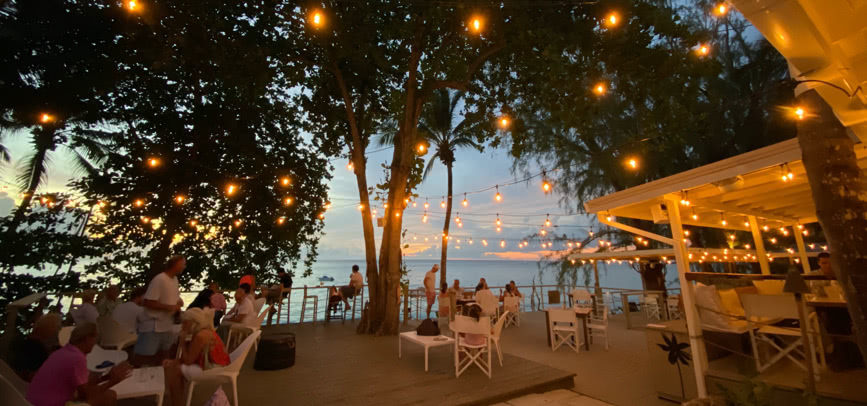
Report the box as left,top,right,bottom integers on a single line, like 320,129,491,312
665,198,708,398
748,215,771,275
793,225,811,274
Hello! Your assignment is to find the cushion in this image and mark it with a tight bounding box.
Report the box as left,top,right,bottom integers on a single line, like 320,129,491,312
753,280,785,295
718,288,745,318
693,283,732,331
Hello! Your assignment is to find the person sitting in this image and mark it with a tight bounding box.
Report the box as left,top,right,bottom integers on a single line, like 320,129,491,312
449,279,463,298
337,265,363,310
437,282,450,318
187,284,214,311
499,284,515,301
162,308,230,406
96,285,121,317
26,323,132,406
459,304,487,346
70,289,99,326
112,287,146,334
509,280,524,299
473,283,498,317
217,284,255,341
328,286,343,314
12,312,61,382
208,282,228,326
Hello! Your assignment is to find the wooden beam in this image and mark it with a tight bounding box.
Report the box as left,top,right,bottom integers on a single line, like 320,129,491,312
690,198,799,224
793,226,812,274
748,215,771,275
598,217,675,246
664,197,708,398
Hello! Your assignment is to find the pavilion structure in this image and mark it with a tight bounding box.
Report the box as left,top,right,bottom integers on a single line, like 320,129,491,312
576,137,867,398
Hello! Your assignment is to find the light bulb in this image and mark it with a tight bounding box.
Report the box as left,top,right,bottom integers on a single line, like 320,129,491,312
542,181,551,192
281,177,291,186
127,0,137,11
498,117,510,129
311,11,323,27
605,12,619,27
358,204,365,211
284,197,293,206
174,195,185,204
277,217,286,225
626,158,638,169
147,157,160,167
226,184,237,196
424,201,429,209
422,214,428,223
594,83,607,95
189,220,198,227
794,107,806,120
496,226,501,232
440,200,446,208
495,192,502,201
412,201,417,208
482,239,488,246
545,219,551,227
500,240,506,248
417,144,426,153
471,17,482,32
134,199,144,207
714,3,728,15
462,198,468,207
697,44,711,56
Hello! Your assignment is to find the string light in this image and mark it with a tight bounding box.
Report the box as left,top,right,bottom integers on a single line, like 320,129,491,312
234,219,243,228
542,179,551,193
593,82,607,95
127,0,138,11
494,185,502,202
691,207,699,221
395,212,400,217
770,237,777,244
226,184,237,196
470,16,483,33
280,177,291,186
540,229,547,236
720,212,727,226
500,240,506,248
310,10,324,27
545,214,551,227
412,200,417,208
141,216,150,224
794,106,806,120
454,213,461,224
422,211,428,223
283,197,293,206
498,116,510,129
189,219,198,227
147,157,160,168
462,194,469,207
417,144,426,154
134,199,145,208
684,230,690,236
680,190,690,206
318,212,325,219
696,43,711,56
424,199,429,209
780,163,794,182
604,12,619,27
713,3,728,16
277,217,286,225
762,225,770,232
358,204,365,211
440,197,446,208
482,239,488,246
174,195,185,204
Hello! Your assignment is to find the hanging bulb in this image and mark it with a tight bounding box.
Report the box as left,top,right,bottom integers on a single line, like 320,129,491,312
469,239,473,245
174,195,186,204
134,199,145,208
494,185,502,202
226,184,237,196
462,193,469,207
284,197,294,206
762,225,770,232
545,214,551,227
500,240,506,248
277,217,286,225
720,212,727,226
424,199,429,209
495,215,501,227
422,212,428,223
358,204,365,211
280,176,291,186
680,190,690,206
482,239,488,246
189,219,198,227
440,197,446,208
691,207,699,221
540,229,547,236
346,162,354,172
147,157,160,168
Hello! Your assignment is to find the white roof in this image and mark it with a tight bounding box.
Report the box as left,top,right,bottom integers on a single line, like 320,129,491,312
732,0,867,141
584,138,867,229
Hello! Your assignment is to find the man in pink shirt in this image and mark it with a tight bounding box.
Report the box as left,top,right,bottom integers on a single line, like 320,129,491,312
26,323,131,406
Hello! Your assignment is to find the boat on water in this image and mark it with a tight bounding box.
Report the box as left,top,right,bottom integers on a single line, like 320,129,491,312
319,275,334,282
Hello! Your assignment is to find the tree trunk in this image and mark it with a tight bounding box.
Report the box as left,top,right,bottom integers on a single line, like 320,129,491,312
2,129,55,272
147,209,183,280
353,156,380,333
796,89,867,366
440,162,453,284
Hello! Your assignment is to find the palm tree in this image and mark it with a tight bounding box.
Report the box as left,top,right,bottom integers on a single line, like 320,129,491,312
377,89,480,282
417,90,480,282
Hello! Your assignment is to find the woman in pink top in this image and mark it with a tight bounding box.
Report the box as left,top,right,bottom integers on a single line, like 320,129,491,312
208,281,227,325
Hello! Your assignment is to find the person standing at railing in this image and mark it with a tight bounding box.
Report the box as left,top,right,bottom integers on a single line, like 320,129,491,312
423,264,439,318
136,255,185,366
449,279,463,298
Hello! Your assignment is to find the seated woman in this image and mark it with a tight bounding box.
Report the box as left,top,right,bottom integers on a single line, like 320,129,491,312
13,312,61,381
459,304,486,346
163,307,230,406
328,286,343,313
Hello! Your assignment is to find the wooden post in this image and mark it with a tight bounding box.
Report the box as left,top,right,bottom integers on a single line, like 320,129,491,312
793,226,812,274
665,197,708,398
749,215,771,275
402,286,409,325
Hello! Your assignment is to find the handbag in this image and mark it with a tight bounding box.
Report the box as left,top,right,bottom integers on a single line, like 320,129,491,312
416,318,440,336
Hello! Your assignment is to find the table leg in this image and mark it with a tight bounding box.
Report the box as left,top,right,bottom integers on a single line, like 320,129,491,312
399,336,402,359
582,315,590,351
545,311,552,347
156,393,164,406
425,346,429,372
622,294,632,329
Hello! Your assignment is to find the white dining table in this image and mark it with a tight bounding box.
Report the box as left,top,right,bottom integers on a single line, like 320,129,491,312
111,366,165,406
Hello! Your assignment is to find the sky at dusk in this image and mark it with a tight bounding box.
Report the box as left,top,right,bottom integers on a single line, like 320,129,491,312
0,134,596,261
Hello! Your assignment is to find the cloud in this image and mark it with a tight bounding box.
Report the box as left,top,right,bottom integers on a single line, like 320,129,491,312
0,192,15,217
484,250,555,260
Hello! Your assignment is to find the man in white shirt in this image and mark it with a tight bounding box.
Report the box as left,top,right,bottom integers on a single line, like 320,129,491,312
424,265,438,318
112,287,146,333
70,290,99,326
218,285,256,341
134,255,185,365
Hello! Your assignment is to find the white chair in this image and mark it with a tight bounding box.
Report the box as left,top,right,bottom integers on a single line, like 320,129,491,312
570,289,593,309
0,374,31,406
58,326,74,347
588,305,610,350
98,316,137,350
476,290,499,320
491,312,509,366
503,297,521,327
252,297,266,315
643,293,661,320
299,286,318,324
741,294,825,377
185,330,261,406
666,296,682,320
227,304,272,351
453,315,492,378
0,359,28,397
548,308,581,353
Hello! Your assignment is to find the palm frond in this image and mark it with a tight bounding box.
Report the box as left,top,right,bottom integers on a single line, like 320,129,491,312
422,152,441,181
16,148,52,193
64,145,100,178
68,135,110,165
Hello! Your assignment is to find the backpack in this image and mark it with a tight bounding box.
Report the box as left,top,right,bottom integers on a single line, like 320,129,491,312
416,318,440,336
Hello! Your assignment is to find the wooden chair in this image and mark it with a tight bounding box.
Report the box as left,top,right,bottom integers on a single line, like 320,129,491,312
642,293,661,320
548,308,580,353
453,315,492,378
741,293,825,378
273,287,292,325
326,299,348,323
186,330,261,406
666,296,682,320
588,305,610,350
570,289,593,309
